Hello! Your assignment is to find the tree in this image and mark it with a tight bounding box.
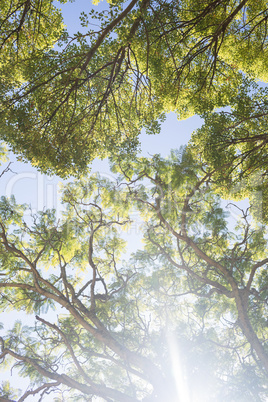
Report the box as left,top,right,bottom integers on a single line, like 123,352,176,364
190,79,268,223
0,0,64,102
1,0,268,176
0,150,267,401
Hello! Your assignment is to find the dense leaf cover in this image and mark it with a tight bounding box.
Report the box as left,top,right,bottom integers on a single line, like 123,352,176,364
191,80,268,223
0,0,268,175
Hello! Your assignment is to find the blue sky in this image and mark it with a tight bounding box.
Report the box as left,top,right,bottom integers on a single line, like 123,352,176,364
1,0,204,211
0,0,204,207
0,2,205,395
0,112,203,212
0,0,257,398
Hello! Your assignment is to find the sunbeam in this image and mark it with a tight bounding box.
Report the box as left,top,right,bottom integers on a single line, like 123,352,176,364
167,332,191,402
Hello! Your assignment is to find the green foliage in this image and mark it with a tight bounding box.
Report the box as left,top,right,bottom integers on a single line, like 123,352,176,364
0,0,268,399
0,380,18,401
190,79,268,223
0,0,64,91
0,153,267,401
220,1,268,81
0,143,7,164
1,0,268,175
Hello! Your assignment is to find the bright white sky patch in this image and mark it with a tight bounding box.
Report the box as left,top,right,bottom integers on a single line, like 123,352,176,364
166,331,191,402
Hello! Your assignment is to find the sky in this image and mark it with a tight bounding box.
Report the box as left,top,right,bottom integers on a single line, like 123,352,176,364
0,1,205,397
1,112,202,207
0,0,204,210
0,0,204,211
0,0,256,399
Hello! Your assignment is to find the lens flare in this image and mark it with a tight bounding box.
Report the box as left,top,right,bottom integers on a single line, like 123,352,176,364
167,331,191,402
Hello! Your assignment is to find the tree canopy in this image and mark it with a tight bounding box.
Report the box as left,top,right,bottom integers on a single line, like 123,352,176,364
1,0,268,175
190,79,268,223
0,150,267,401
0,0,268,400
